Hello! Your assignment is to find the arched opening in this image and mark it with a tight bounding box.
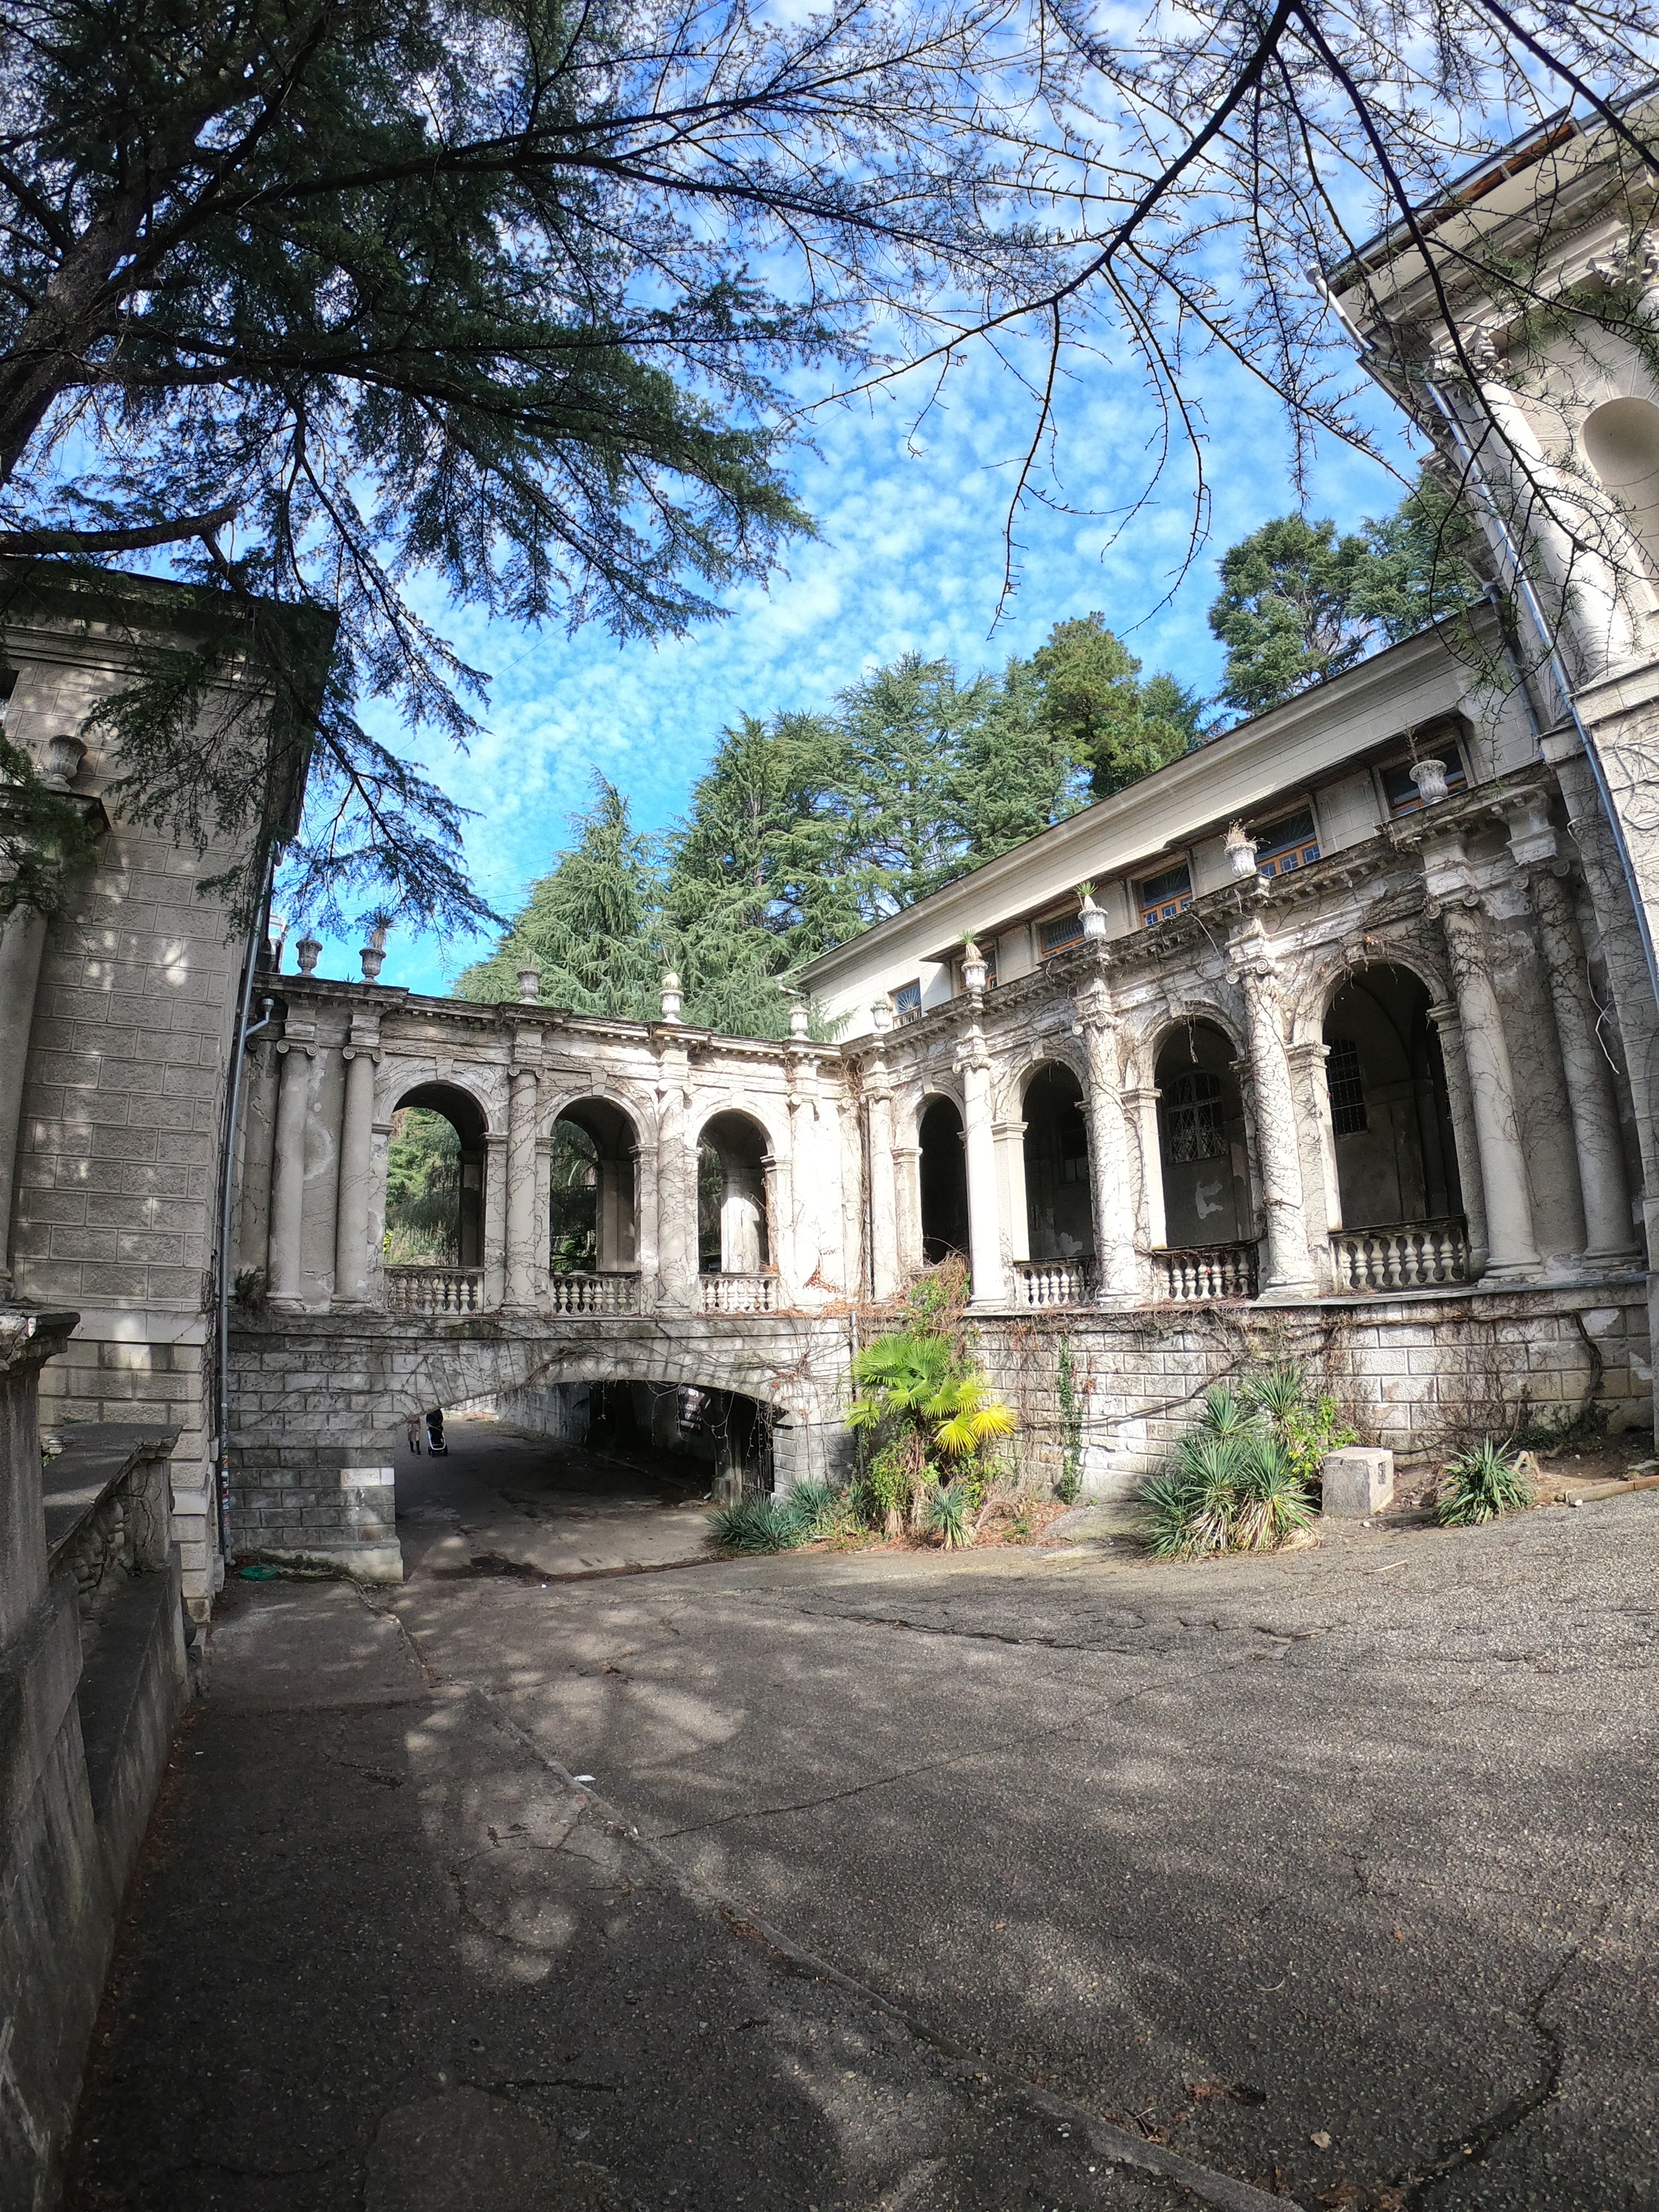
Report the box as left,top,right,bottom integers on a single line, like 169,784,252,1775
1021,1063,1092,1259
1323,967,1463,1254
549,1097,638,1276
386,1083,486,1268
1154,1023,1253,1251
697,1111,771,1276
918,1096,969,1264
1583,396,1659,576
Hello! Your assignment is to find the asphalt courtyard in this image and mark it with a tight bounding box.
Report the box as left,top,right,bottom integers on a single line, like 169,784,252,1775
69,1419,1659,2211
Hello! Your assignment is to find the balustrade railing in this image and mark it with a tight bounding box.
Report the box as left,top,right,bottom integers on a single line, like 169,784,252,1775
385,1265,487,1317
1010,1258,1095,1308
548,1270,641,1315
1329,1217,1470,1292
699,1272,778,1315
1154,1240,1260,1302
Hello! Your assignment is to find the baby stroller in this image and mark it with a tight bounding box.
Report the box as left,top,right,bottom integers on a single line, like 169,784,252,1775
424,1408,449,1456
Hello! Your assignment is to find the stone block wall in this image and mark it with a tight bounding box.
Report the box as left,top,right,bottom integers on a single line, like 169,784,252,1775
970,1280,1653,1502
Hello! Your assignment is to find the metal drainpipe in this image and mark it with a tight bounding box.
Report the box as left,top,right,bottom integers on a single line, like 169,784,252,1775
1310,266,1659,1004
212,855,279,1569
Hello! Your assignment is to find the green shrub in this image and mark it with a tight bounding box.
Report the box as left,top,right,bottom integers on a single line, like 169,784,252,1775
708,1496,800,1554
1435,1437,1533,1526
927,1479,974,1549
1137,1365,1325,1559
777,1480,842,1544
1241,1364,1355,1482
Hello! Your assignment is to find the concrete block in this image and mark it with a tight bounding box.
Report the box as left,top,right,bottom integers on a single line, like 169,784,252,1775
1321,1447,1394,1517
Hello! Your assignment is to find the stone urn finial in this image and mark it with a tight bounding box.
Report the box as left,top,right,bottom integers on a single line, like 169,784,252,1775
961,940,987,999
360,925,388,983
789,1001,811,1041
41,733,85,789
295,934,322,975
659,971,682,1024
870,997,893,1036
1080,890,1107,940
516,963,542,1004
1225,821,1259,879
1410,756,1450,807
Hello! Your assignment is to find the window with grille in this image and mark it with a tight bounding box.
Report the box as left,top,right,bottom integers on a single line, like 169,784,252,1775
893,979,921,1015
1382,748,1466,816
1325,1036,1367,1134
1140,862,1192,928
1040,910,1085,956
1252,807,1320,880
1164,1070,1226,1161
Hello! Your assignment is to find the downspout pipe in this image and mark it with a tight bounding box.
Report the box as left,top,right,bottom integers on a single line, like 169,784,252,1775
212,855,279,1571
1310,266,1659,1007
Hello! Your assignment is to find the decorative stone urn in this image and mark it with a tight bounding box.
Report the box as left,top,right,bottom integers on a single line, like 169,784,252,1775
516,964,542,1004
961,940,987,997
295,935,322,975
659,971,682,1024
360,926,388,982
789,1001,811,1041
1080,893,1108,940
41,733,85,788
1410,756,1450,806
1225,821,1259,878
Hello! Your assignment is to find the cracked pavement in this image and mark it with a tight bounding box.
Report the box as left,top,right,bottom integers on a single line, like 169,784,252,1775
69,1419,1659,2210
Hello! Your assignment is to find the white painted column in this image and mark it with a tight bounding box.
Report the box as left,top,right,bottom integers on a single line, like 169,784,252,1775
333,1033,378,1304
1124,1082,1166,1263
1230,927,1316,1296
267,1037,313,1307
630,1140,658,1301
0,899,48,1285
1287,1038,1343,1234
1076,987,1138,1303
505,1061,540,1310
1427,1000,1490,1277
235,1039,279,1276
959,1026,1004,1308
1439,899,1541,1277
722,1163,766,1273
866,1016,900,1299
654,1047,696,1311
891,1143,923,1284
1531,868,1640,1264
994,1119,1030,1266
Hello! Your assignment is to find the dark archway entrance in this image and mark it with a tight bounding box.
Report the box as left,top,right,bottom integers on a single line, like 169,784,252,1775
697,1110,771,1276
1154,1024,1252,1251
919,1097,969,1264
1021,1063,1092,1260
1324,968,1462,1230
550,1097,639,1276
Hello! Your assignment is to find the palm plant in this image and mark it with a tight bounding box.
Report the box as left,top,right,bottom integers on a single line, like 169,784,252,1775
847,1328,1015,1536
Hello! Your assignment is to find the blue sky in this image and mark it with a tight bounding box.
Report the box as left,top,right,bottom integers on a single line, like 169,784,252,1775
292,334,1420,998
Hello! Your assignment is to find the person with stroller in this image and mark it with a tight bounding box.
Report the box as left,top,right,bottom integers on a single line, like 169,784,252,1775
424,1408,448,1455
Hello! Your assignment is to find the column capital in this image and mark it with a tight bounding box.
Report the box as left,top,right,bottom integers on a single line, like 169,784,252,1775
1072,974,1116,1029
1496,787,1558,867
1224,915,1282,978
340,1044,381,1065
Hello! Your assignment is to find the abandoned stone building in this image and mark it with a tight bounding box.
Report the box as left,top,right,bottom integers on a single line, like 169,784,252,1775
8,96,1659,2204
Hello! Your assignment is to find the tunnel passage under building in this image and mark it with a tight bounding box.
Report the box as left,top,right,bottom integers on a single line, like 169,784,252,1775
918,1096,969,1264
1021,1062,1092,1260
1154,1024,1252,1248
480,1375,778,1502
698,1110,770,1274
1323,967,1462,1230
385,1082,485,1265
550,1097,638,1273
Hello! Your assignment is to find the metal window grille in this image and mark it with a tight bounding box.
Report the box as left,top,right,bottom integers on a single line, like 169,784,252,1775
1140,863,1192,928
893,979,921,1013
1326,1037,1367,1135
1165,1071,1226,1162
1040,910,1086,955
1253,808,1321,879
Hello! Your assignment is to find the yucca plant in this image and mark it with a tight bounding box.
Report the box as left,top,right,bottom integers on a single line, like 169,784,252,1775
777,1480,842,1545
1137,1375,1319,1559
1435,1437,1533,1526
927,1479,974,1549
1230,1434,1315,1550
708,1496,799,1554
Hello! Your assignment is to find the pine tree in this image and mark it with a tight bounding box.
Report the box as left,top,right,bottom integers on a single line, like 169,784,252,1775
1030,616,1207,799
950,657,1090,860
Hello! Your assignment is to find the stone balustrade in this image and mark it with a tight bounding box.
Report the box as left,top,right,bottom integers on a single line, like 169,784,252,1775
384,1265,487,1317
1329,1217,1470,1292
699,1272,778,1315
1009,1259,1095,1308
1154,1240,1260,1302
548,1270,641,1315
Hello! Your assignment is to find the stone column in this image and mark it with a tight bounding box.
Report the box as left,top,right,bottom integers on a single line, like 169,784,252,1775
723,1162,767,1274
1077,989,1139,1303
891,1142,923,1281
1123,1082,1166,1262
505,1061,540,1310
959,1026,1004,1308
628,1143,656,1293
1531,868,1640,1264
655,1053,697,1311
1287,1038,1343,1233
236,1039,279,1277
1230,929,1317,1295
333,1034,378,1304
483,1132,509,1308
1439,900,1540,1277
866,1065,900,1301
1427,1000,1490,1276
0,900,48,1285
267,1037,313,1307
993,1119,1030,1267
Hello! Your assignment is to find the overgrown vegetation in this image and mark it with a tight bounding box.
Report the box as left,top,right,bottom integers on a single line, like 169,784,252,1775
1434,1438,1535,1527
382,1108,459,1264
1138,1367,1354,1561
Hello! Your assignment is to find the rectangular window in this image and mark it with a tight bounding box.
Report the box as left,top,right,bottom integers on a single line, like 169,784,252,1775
1039,910,1085,956
1326,1036,1368,1135
1252,807,1321,880
1139,862,1193,929
893,979,921,1016
1382,748,1467,817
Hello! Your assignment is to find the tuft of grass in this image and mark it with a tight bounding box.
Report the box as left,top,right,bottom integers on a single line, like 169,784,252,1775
1435,1437,1533,1526
926,1479,974,1549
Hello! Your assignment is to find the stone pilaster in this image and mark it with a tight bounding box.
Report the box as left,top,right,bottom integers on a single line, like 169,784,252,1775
865,1034,899,1300
482,1131,508,1308
957,1018,1004,1308
992,1117,1030,1267
1437,898,1541,1278
1123,1082,1166,1259
267,1032,313,1308
1426,1000,1490,1278
1227,923,1316,1296
504,1051,540,1311
0,901,48,1285
333,1016,380,1305
1075,981,1139,1304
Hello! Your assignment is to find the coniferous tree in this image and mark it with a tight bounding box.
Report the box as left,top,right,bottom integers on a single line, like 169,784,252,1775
1030,615,1209,799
